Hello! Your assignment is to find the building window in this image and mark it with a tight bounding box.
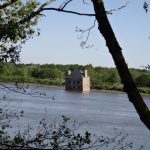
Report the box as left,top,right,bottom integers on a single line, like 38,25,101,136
77,81,80,84
73,81,75,84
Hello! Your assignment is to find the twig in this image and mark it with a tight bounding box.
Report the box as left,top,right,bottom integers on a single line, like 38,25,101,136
59,0,73,10
106,2,130,14
0,83,55,100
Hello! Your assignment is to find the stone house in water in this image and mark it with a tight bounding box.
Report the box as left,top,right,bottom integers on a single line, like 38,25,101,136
65,69,90,92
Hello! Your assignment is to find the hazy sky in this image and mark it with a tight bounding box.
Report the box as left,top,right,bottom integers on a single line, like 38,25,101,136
20,0,150,68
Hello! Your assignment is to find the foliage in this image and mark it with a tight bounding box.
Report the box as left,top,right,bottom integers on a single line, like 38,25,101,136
0,103,24,149
143,1,149,13
1,63,150,93
31,67,64,79
0,0,50,63
0,114,139,150
135,74,150,87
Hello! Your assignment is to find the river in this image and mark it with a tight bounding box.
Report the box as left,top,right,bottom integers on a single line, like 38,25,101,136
0,85,150,149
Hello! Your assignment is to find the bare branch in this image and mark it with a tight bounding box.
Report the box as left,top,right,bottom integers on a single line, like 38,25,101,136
106,2,130,14
59,0,73,10
82,19,96,43
16,0,129,25
43,7,95,16
42,2,129,17
76,19,96,48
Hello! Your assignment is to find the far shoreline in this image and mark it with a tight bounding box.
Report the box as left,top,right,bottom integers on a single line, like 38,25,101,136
21,83,150,97
1,82,150,97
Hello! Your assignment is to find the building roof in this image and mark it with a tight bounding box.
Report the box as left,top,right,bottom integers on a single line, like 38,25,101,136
66,69,86,79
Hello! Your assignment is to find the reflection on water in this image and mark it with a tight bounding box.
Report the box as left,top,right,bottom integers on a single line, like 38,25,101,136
0,86,150,149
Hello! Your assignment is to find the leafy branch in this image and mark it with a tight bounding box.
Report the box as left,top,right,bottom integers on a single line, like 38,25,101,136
0,116,140,149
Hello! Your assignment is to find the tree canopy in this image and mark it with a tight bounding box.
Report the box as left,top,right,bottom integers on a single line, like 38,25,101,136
0,0,52,63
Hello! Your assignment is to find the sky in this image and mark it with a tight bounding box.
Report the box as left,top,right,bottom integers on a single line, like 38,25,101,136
20,0,150,68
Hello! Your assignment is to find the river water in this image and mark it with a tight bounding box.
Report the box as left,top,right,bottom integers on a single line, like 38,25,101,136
0,86,150,149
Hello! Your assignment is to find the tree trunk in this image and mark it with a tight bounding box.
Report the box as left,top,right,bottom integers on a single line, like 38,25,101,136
91,0,150,130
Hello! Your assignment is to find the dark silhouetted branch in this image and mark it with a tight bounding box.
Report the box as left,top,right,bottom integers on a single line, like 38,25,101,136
59,0,73,10
0,0,18,10
43,7,95,16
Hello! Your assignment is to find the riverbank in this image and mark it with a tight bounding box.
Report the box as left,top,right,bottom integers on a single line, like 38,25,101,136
91,88,150,97
13,82,150,97
1,76,150,96
1,63,150,95
40,85,150,97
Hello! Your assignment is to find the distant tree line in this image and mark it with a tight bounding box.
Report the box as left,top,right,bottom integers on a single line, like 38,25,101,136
0,63,150,93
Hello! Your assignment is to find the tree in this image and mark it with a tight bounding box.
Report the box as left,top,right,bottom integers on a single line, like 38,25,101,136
0,1,149,149
40,0,150,130
0,0,150,130
135,74,150,87
91,0,150,130
31,67,64,79
0,0,51,63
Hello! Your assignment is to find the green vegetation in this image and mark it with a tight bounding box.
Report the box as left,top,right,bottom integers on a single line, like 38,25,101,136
0,113,135,149
0,63,150,94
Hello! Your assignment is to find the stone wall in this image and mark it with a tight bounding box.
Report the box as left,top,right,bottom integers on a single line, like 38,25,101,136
82,77,90,92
